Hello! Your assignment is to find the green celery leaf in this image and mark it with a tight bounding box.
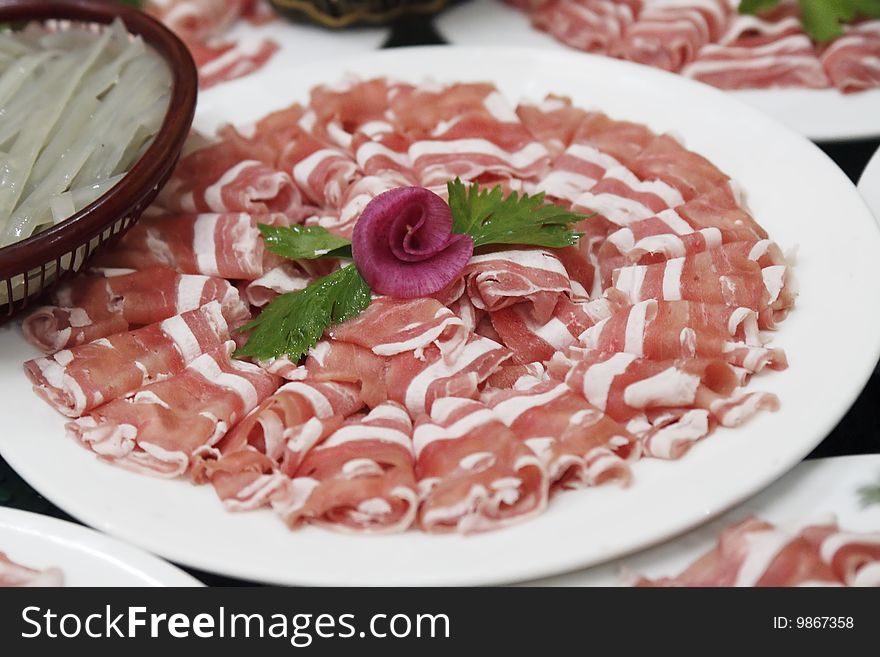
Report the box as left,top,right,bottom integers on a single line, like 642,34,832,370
850,0,880,16
858,478,880,507
235,264,370,361
738,0,782,14
799,0,847,41
259,224,352,261
447,178,588,249
447,177,505,236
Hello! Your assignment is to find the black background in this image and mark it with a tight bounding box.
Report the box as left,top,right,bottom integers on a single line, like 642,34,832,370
0,13,878,587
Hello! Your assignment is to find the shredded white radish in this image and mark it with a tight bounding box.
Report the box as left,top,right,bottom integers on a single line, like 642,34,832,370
0,19,171,247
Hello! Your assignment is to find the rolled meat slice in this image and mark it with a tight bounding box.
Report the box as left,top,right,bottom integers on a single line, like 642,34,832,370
460,249,572,324
821,22,880,93
618,0,731,72
552,348,778,457
610,241,794,327
485,379,640,488
94,212,269,280
157,139,301,214
66,341,279,478
515,95,590,158
413,397,548,533
385,335,512,416
25,301,230,417
215,378,363,475
0,552,64,587
631,514,880,587
530,0,638,56
629,134,733,202
329,296,469,362
578,299,789,371
273,402,419,533
22,267,249,353
489,294,628,365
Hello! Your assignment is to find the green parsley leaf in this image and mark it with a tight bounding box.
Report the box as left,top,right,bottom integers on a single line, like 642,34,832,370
447,178,587,250
258,224,352,260
858,477,880,507
800,0,848,41
739,0,880,42
738,0,782,15
235,264,370,361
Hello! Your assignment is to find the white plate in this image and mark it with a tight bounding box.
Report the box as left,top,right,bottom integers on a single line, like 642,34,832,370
858,146,880,221
527,454,880,585
435,0,880,141
0,506,202,586
2,47,880,586
204,17,389,92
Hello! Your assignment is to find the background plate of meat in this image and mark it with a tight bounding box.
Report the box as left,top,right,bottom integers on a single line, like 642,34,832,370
1,47,879,585
436,0,880,142
526,454,880,585
0,507,202,586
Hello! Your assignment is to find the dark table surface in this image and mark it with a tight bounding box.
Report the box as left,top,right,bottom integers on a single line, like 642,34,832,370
1,15,878,587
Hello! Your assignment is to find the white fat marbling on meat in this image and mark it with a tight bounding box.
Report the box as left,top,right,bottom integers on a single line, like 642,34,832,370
459,451,496,471
482,91,519,122
643,409,710,459
468,248,568,275
408,139,548,170
320,425,412,451
624,300,656,356
492,383,569,426
358,120,393,137
35,358,87,415
662,257,684,300
734,529,794,587
175,275,209,313
188,350,258,410
192,213,221,276
536,171,600,202
656,208,694,234
566,143,621,170
851,562,880,587
274,477,320,516
355,141,410,169
160,314,201,362
405,338,505,415
293,149,347,189
204,161,258,211
285,417,325,455
624,367,700,409
578,352,637,410
412,408,495,458
614,265,647,302
762,265,786,305
277,381,333,417
574,190,656,226
820,532,880,569
372,313,465,356
131,390,171,409
67,308,91,328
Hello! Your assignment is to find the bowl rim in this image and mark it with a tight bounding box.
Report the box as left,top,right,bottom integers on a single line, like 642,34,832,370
0,0,197,279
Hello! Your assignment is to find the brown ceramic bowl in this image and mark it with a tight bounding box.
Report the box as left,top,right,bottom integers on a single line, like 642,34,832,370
0,0,197,320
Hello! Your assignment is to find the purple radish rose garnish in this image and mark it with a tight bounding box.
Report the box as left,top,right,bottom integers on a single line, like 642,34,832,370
352,186,474,298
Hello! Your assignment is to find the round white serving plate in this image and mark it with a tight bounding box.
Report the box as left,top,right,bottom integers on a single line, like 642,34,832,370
858,146,880,221
527,454,880,585
0,506,202,586
435,0,880,142
201,15,389,94
2,46,880,586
